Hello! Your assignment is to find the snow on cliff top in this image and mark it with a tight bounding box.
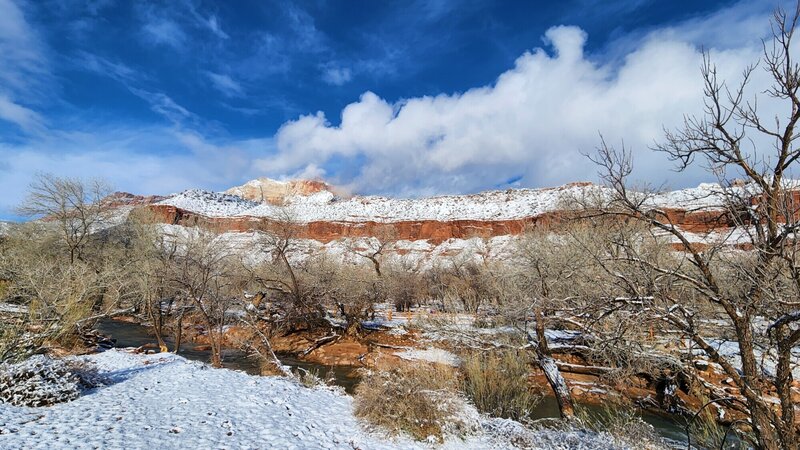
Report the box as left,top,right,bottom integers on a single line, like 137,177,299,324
157,183,606,222
158,189,260,217
156,181,741,223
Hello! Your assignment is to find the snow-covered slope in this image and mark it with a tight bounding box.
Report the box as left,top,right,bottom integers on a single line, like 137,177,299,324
157,180,745,223
159,189,259,217
0,350,643,449
158,183,604,222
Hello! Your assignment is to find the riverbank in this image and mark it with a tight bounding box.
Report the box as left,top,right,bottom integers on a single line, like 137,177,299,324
0,349,666,449
94,317,692,443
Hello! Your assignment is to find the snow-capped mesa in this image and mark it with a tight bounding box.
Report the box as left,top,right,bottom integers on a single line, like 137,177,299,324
158,179,610,223
155,177,752,224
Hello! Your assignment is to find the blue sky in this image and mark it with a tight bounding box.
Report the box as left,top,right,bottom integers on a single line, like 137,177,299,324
0,0,788,218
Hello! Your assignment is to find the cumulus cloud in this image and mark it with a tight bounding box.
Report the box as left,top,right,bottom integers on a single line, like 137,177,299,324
269,10,777,195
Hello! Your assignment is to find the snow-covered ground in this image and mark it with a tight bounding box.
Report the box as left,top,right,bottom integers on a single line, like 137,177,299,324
396,347,461,367
0,350,652,450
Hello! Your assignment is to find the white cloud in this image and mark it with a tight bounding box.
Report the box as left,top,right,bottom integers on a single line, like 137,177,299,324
128,88,199,126
322,66,352,86
0,0,45,90
0,0,49,133
0,94,44,133
142,17,187,48
270,7,778,195
206,71,243,97
203,14,228,39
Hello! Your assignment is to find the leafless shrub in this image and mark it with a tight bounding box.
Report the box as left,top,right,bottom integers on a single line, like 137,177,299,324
64,359,110,389
383,264,427,312
461,349,542,421
576,403,668,450
428,260,502,314
354,364,478,442
0,223,127,360
0,355,81,406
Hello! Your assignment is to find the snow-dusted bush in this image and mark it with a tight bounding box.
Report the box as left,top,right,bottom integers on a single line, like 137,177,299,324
0,355,105,407
354,364,479,442
461,349,542,421
576,404,669,450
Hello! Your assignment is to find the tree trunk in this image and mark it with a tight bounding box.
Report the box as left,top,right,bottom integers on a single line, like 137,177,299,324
147,299,168,353
209,326,222,368
537,348,575,419
210,342,222,368
751,404,783,450
775,339,798,450
734,317,783,450
173,314,184,354
527,328,574,419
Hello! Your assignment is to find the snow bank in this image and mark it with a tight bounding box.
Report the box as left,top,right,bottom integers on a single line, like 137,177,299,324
395,347,461,367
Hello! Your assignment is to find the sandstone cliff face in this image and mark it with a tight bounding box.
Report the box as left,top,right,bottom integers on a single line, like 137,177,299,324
144,203,740,245
224,178,336,204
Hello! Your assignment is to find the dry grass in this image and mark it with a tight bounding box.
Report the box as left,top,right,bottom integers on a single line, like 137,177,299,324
576,403,669,450
461,349,542,422
353,364,477,442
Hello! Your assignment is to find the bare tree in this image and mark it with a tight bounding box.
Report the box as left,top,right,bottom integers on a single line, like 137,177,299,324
170,228,239,368
0,221,128,361
249,208,327,332
17,173,113,265
591,5,800,448
125,209,182,353
347,228,398,277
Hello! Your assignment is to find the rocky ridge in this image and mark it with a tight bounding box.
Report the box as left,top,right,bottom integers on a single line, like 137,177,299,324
102,178,777,266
